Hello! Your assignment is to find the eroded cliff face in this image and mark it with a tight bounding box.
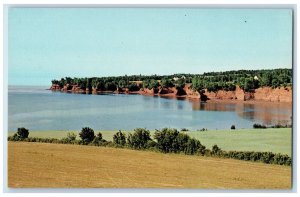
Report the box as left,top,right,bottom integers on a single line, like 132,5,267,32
200,86,292,102
184,85,200,99
50,84,292,103
253,87,292,102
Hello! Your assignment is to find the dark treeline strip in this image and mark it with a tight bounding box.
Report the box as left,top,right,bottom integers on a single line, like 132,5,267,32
9,127,292,166
51,68,292,93
253,123,292,129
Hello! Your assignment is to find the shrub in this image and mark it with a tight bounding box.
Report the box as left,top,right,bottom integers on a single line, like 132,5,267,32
273,153,291,165
67,132,77,141
154,128,180,153
17,127,29,139
260,152,275,164
181,128,189,132
176,132,190,153
60,137,71,144
101,141,115,147
197,143,207,156
79,127,95,144
271,124,291,128
286,157,292,166
146,140,157,149
185,138,200,155
113,130,126,146
250,152,261,161
154,128,206,155
231,125,236,130
253,123,267,129
90,132,106,146
212,145,221,156
91,137,101,146
11,133,20,141
97,132,103,140
204,149,212,156
127,128,152,149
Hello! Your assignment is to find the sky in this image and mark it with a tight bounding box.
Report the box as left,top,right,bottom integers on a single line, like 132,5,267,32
7,8,293,86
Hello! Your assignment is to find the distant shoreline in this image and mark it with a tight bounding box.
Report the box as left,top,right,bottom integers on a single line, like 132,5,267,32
49,86,293,104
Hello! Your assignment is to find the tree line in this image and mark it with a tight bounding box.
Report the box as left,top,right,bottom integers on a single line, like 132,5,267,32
9,127,292,166
51,68,292,93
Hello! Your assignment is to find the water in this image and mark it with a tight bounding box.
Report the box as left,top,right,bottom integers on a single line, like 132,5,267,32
8,86,292,131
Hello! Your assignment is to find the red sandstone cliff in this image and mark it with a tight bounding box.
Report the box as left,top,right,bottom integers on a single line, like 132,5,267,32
200,86,292,102
50,84,292,103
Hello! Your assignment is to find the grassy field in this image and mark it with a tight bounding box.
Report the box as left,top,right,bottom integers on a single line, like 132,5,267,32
9,128,292,155
8,142,291,189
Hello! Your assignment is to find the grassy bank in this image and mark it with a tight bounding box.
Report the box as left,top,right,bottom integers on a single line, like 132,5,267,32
8,142,291,188
9,128,291,156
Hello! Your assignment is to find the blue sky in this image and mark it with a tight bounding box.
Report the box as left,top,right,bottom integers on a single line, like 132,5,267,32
8,8,292,85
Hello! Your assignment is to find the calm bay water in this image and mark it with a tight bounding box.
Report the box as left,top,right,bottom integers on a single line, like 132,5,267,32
8,86,292,131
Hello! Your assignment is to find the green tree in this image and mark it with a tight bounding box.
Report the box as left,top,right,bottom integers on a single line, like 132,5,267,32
118,80,127,89
105,82,117,91
192,77,204,92
17,127,29,139
79,127,95,144
161,78,174,88
148,79,160,89
127,128,152,149
244,78,254,92
113,130,126,146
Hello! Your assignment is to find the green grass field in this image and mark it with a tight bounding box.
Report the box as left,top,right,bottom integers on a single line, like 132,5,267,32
8,128,292,155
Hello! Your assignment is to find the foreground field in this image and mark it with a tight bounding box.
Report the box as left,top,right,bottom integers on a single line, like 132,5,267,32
9,128,292,155
8,142,291,189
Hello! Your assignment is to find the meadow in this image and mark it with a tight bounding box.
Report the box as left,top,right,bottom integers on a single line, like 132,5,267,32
9,128,292,155
8,142,291,189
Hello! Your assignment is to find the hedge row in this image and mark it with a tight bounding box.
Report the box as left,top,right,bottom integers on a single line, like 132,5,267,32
8,127,292,166
206,146,291,166
253,123,292,129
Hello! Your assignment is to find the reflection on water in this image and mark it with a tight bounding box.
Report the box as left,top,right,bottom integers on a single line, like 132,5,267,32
192,101,292,126
8,86,292,131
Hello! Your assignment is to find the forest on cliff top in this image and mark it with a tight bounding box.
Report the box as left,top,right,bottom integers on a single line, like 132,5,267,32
51,68,292,93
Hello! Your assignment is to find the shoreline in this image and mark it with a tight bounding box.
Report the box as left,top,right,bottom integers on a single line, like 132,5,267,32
48,88,293,104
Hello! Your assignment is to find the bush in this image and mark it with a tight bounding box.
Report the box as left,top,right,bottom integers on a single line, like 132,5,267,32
260,152,275,164
154,128,206,155
17,127,29,139
271,124,291,128
146,140,157,149
67,132,77,141
101,141,115,147
79,127,95,144
113,130,126,146
11,133,20,141
212,145,221,156
90,132,106,146
273,153,291,165
96,132,103,140
185,138,203,155
253,123,267,129
154,128,179,153
127,128,152,149
181,128,189,132
231,125,236,130
60,137,72,144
